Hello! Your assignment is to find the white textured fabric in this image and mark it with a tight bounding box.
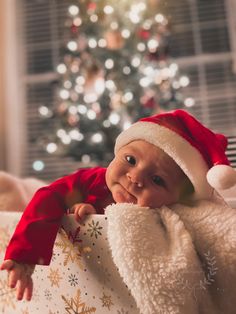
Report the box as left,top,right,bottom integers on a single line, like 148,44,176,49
0,171,46,212
106,201,236,314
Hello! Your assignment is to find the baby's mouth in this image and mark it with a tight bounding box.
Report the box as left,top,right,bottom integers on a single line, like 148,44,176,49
115,184,137,204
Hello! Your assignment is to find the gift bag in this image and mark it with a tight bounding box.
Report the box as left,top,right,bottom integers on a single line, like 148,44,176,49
0,212,138,314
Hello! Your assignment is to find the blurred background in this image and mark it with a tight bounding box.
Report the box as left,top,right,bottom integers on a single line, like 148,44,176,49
0,0,236,182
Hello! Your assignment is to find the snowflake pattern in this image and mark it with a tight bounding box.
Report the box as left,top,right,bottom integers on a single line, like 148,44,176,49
117,309,129,314
87,220,103,239
0,226,10,253
62,288,96,314
55,229,83,268
47,268,62,287
44,289,52,301
0,278,16,312
100,292,114,310
68,273,79,287
21,308,29,314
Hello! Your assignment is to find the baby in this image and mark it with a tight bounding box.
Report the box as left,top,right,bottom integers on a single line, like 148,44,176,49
1,109,235,301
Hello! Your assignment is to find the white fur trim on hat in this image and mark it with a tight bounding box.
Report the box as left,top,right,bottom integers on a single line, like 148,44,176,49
115,121,213,200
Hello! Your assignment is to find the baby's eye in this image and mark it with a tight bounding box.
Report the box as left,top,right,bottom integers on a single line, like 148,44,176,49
152,175,166,187
125,155,136,165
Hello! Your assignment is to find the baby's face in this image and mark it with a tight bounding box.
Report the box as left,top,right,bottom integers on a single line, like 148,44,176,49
106,140,192,208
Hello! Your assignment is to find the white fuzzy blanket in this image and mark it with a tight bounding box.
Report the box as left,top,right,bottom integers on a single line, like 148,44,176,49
0,171,46,212
106,201,236,314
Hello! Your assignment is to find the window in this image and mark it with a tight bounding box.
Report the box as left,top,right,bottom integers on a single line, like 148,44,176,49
13,0,236,180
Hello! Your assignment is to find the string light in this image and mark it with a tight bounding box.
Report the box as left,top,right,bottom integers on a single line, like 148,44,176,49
184,97,195,107
110,22,119,30
32,160,45,171
57,129,66,138
77,104,87,114
98,38,107,48
38,106,52,118
81,154,91,164
131,56,141,67
67,41,78,51
73,17,82,26
139,77,152,87
68,5,79,16
121,29,131,38
57,63,67,74
64,80,72,89
105,80,116,91
137,42,146,52
103,120,111,128
69,129,84,141
91,132,103,143
61,135,71,145
155,14,165,23
68,105,78,115
179,76,190,87
104,5,114,14
88,38,97,48
105,59,114,69
90,14,98,23
76,76,85,85
84,93,98,103
87,109,96,120
59,89,70,100
122,91,134,103
123,66,131,75
147,39,159,52
46,143,58,153
94,77,105,94
109,112,120,125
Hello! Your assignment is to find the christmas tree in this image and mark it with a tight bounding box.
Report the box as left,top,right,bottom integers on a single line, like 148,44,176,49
39,0,192,165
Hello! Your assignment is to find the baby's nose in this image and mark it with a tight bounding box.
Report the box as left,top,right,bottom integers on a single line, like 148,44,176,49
127,173,143,188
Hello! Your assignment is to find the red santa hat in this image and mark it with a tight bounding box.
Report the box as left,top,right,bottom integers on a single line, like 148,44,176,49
114,109,236,200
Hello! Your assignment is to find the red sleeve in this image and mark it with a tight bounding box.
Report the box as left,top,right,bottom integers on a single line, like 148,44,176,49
4,169,90,265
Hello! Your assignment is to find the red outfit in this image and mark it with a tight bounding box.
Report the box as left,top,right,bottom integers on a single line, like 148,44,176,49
4,167,112,265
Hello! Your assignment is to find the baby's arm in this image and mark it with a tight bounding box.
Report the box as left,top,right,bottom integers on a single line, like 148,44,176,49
70,203,96,222
0,260,35,301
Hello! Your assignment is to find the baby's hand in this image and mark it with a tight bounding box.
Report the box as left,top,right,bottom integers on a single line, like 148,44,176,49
0,259,35,301
70,203,96,222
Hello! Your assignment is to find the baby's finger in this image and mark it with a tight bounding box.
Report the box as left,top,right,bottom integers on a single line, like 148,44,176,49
24,277,33,301
16,277,28,301
0,260,15,271
74,209,83,222
8,268,22,288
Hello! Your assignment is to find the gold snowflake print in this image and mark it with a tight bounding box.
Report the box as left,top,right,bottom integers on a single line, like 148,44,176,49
0,278,16,312
100,292,114,310
117,309,129,314
87,220,103,239
62,288,96,314
55,229,83,268
0,226,10,253
21,308,29,314
47,268,62,287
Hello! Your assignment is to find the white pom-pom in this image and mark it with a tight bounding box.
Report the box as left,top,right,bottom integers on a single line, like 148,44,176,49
207,165,236,190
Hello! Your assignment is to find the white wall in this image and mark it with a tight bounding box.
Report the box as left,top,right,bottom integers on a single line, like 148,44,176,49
0,0,26,175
